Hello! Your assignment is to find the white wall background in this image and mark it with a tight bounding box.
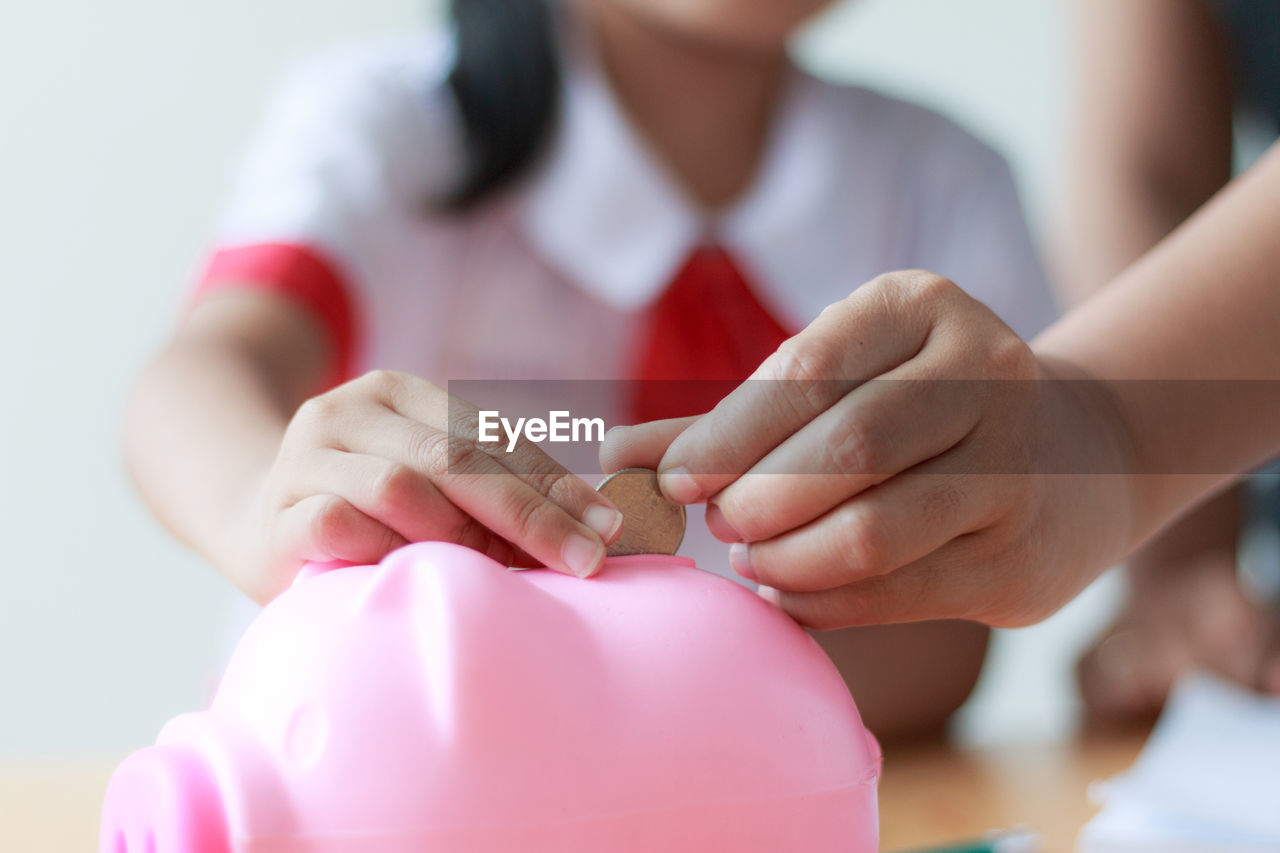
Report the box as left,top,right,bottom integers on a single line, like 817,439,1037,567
0,0,1118,757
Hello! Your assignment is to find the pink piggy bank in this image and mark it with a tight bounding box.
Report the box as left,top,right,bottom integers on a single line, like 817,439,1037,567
102,541,880,851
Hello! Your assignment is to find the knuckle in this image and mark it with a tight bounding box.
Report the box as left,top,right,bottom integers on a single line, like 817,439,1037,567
292,394,336,430
920,477,964,525
880,270,960,322
826,415,885,475
988,334,1037,380
862,270,900,294
437,433,488,477
504,492,557,544
305,496,349,554
358,369,404,399
283,399,339,456
536,466,580,506
448,408,483,442
370,462,417,513
504,437,566,483
918,271,959,301
835,506,890,577
869,268,950,300
771,338,837,385
767,340,840,418
901,269,957,302
980,522,1022,569
403,425,451,475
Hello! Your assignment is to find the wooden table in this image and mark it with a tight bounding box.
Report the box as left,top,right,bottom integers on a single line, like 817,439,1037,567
878,731,1147,851
1,758,117,852
1,731,1145,852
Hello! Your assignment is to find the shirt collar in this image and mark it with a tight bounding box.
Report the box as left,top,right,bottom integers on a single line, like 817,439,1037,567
517,35,843,323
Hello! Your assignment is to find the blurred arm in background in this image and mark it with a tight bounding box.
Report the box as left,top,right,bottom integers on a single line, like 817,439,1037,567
1058,0,1279,722
1057,0,1233,305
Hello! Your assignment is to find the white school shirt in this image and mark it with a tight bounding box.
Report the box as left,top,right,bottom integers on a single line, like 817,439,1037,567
199,26,1057,585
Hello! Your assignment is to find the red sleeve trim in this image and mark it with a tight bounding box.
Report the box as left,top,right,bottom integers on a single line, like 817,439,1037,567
194,243,359,389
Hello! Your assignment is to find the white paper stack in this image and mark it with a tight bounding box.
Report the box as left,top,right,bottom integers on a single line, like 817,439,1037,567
1078,672,1280,852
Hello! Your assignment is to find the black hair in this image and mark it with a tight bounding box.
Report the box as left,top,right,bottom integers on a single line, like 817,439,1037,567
443,0,563,210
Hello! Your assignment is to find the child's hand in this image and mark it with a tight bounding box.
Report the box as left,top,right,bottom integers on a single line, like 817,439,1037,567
602,271,1136,629
234,370,623,599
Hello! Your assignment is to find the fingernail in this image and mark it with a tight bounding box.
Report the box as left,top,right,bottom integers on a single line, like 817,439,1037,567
729,542,756,581
583,503,624,543
562,532,604,578
659,466,700,504
705,502,742,543
757,585,781,606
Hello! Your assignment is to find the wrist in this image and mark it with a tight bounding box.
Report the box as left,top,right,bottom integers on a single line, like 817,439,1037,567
1034,354,1142,575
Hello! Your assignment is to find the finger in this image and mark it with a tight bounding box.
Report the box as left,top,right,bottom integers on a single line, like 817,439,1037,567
656,272,942,505
371,373,624,546
280,448,516,560
711,365,982,543
759,533,1001,629
340,404,611,578
448,406,624,544
729,452,1001,592
272,493,408,568
598,416,699,474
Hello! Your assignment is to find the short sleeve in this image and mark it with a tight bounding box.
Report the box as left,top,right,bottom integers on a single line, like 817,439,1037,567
195,31,463,385
908,129,1060,341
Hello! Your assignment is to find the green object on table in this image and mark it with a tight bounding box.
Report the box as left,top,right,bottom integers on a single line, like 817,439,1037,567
901,828,1041,853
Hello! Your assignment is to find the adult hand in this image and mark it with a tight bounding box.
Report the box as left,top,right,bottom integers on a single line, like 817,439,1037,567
602,271,1136,628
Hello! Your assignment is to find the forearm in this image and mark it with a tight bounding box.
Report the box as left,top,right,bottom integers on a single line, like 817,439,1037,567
1035,144,1280,550
125,290,620,601
124,341,289,569
1064,134,1241,577
123,292,326,591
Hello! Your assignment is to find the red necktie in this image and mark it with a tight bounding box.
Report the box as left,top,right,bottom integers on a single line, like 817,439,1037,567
625,245,792,424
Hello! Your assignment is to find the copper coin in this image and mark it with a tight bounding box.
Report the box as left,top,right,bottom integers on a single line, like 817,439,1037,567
597,468,686,557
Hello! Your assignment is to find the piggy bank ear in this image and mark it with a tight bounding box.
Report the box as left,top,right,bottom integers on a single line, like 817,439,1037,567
293,539,503,590
349,542,602,740
352,541,520,613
